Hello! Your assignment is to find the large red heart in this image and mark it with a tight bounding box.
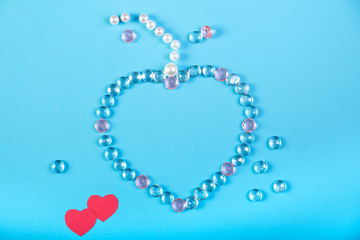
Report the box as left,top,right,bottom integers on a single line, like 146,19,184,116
65,208,97,236
87,194,118,222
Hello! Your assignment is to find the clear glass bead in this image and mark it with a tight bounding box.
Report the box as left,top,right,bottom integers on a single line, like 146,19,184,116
201,179,216,192
121,168,136,181
177,70,190,82
164,76,179,90
106,83,120,96
95,119,109,133
226,74,240,86
188,31,203,43
51,160,65,173
214,68,228,81
142,69,154,82
135,175,150,189
231,155,245,166
201,25,213,39
235,82,249,94
240,132,254,144
194,187,208,200
244,106,258,119
150,184,163,197
273,180,287,193
172,198,186,212
128,72,142,84
236,143,250,156
98,135,112,146
161,191,174,204
121,29,136,43
153,70,166,83
116,76,130,89
101,95,115,107
113,159,127,171
96,106,110,118
221,162,235,176
268,136,282,150
248,189,263,201
211,172,226,185
253,161,268,174
104,147,118,160
239,94,253,106
186,196,199,209
202,65,215,77
242,118,256,132
188,65,201,77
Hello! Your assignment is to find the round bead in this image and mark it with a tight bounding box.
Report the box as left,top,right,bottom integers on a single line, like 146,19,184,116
236,143,250,156
121,29,136,43
214,68,229,81
177,70,190,82
162,33,173,43
201,25,213,39
128,72,142,84
109,15,119,25
101,95,115,107
231,155,245,166
98,135,112,146
172,198,186,212
240,132,254,144
104,147,117,160
170,40,180,50
248,189,263,201
154,27,164,37
139,14,148,23
164,77,179,90
211,172,226,185
120,13,130,23
169,51,180,61
202,65,215,77
244,106,258,119
121,169,136,181
188,65,201,77
146,20,156,30
150,184,163,197
194,187,208,200
153,70,166,83
106,84,120,96
221,162,235,176
235,82,249,94
161,191,174,204
135,175,150,189
164,63,178,77
95,119,109,133
239,94,253,106
242,118,256,132
186,196,198,209
201,179,216,192
113,159,127,171
188,31,203,43
96,106,110,118
226,74,240,86
273,180,287,193
142,69,154,82
116,76,130,89
268,136,282,150
51,160,65,173
253,161,268,174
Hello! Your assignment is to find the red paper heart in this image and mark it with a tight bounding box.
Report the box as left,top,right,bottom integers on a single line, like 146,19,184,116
65,208,97,236
87,194,118,222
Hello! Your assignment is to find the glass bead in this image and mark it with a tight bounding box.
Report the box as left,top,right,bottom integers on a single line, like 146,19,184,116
242,118,256,132
194,187,208,201
211,172,226,185
236,143,250,156
172,198,186,212
201,179,216,192
239,94,253,106
150,184,163,197
226,74,240,86
186,196,199,209
98,135,112,146
201,25,213,39
253,161,268,174
96,106,110,118
177,70,190,82
235,82,249,94
135,175,150,189
113,159,127,171
161,191,174,204
104,147,118,160
240,132,254,144
188,31,203,43
106,84,120,96
95,119,109,133
121,168,136,181
51,160,65,173
244,106,258,119
121,29,136,43
214,68,228,81
153,70,166,83
231,155,245,166
142,69,154,82
221,162,235,176
273,180,287,193
116,76,130,89
268,136,282,150
164,76,179,90
128,72,142,84
101,95,115,107
188,65,201,77
248,189,263,201
202,65,215,77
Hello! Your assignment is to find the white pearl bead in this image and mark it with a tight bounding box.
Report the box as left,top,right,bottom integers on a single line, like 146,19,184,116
120,13,130,23
169,51,180,61
109,15,119,25
139,14,148,23
170,40,180,50
146,20,156,30
154,27,164,37
162,33,173,43
164,63,178,77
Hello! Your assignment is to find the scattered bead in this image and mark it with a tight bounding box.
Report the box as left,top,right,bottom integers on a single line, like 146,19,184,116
186,196,199,209
221,162,235,176
240,132,254,144
211,172,226,185
150,184,163,197
164,63,178,77
248,189,263,201
253,161,268,174
188,65,201,77
96,106,110,118
106,84,120,96
239,94,253,106
231,155,245,166
244,106,258,119
242,118,256,132
170,40,180,50
214,68,228,81
202,65,215,77
162,33,172,43
201,25,213,39
95,119,109,133
273,180,287,193
116,76,130,89
164,76,179,90
153,70,166,83
139,14,148,23
235,82,249,94
113,159,127,171
268,136,282,150
172,198,186,212
120,13,130,23
128,71,142,84
189,31,203,43
51,160,65,173
194,187,208,200
135,175,150,189
101,95,115,107
121,29,136,43
226,74,240,86
201,179,216,192
98,135,112,146
161,191,174,204
154,27,164,37
121,169,136,181
146,20,156,30
169,51,180,61
109,15,119,25
177,70,190,82
104,147,118,160
236,143,250,156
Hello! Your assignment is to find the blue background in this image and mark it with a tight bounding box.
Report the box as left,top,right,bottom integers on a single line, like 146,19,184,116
1,0,360,239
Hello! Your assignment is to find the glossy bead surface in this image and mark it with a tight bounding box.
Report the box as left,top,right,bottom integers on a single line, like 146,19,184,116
161,191,174,204
98,135,112,146
188,65,201,77
139,14,148,23
214,68,228,81
201,179,216,192
169,51,179,61
231,155,245,166
253,161,268,174
226,74,240,86
106,84,120,96
116,76,130,89
162,33,173,43
101,95,115,107
121,169,136,181
113,159,127,171
242,118,256,132
244,106,258,119
154,27,164,37
150,184,163,197
120,13,130,23
177,70,190,82
237,143,250,156
164,63,178,77
268,136,282,150
142,69,154,82
51,160,65,173
221,162,235,176
194,187,208,200
128,72,142,84
202,65,215,77
95,119,109,133
189,31,203,43
121,30,136,43
248,189,263,201
164,77,179,90
170,40,180,49
104,147,118,160
201,25,213,39
154,70,166,83
135,175,150,189
273,180,287,193
186,196,198,209
240,132,254,144
211,172,226,185
235,82,249,94
109,15,119,25
239,94,253,106
96,106,110,118
146,20,156,30
172,198,186,212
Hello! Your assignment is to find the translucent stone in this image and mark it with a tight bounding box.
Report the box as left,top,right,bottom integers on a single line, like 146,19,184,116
221,162,235,176
188,65,201,77
248,189,263,201
150,184,163,197
202,65,215,77
242,118,256,132
135,175,150,189
201,179,216,192
253,161,268,174
113,159,127,171
231,155,245,166
96,106,110,118
201,25,213,39
177,70,190,82
128,72,142,84
240,132,254,144
172,198,186,212
51,160,65,173
244,106,258,119
98,135,112,146
194,187,208,200
188,31,203,43
186,196,199,209
161,191,174,204
153,70,166,83
121,168,136,181
236,143,250,156
211,172,226,185
226,74,240,86
142,69,154,82
116,76,130,89
95,119,109,133
101,95,115,107
214,68,228,81
239,94,253,106
273,180,287,193
164,76,179,90
268,136,282,150
106,84,120,96
235,82,249,94
121,29,136,43
104,147,118,160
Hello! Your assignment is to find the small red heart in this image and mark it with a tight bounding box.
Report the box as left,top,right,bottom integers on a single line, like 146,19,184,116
87,194,118,222
65,208,97,236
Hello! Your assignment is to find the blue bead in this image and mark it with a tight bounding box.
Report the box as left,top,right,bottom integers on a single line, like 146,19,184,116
253,161,268,174
186,196,199,209
96,106,110,118
153,70,166,83
244,106,258,118
188,31,203,43
161,191,174,204
273,180,287,193
188,65,201,77
121,168,136,181
116,76,130,89
142,69,154,82
194,187,208,200
150,184,163,197
177,70,190,82
211,172,226,185
51,160,66,173
106,84,120,96
240,132,254,144
201,179,216,192
235,82,249,94
104,147,118,160
128,72,142,84
101,95,115,107
239,94,253,106
226,74,240,86
231,155,245,166
268,136,282,150
236,143,250,156
113,159,127,171
248,189,263,201
202,65,215,77
98,135,112,146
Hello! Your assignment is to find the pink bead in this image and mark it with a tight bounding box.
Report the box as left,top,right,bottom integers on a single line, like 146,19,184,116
221,162,235,176
135,175,150,189
122,29,136,43
95,119,109,133
164,76,179,90
242,118,256,132
172,198,186,212
201,25,213,39
214,68,228,81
